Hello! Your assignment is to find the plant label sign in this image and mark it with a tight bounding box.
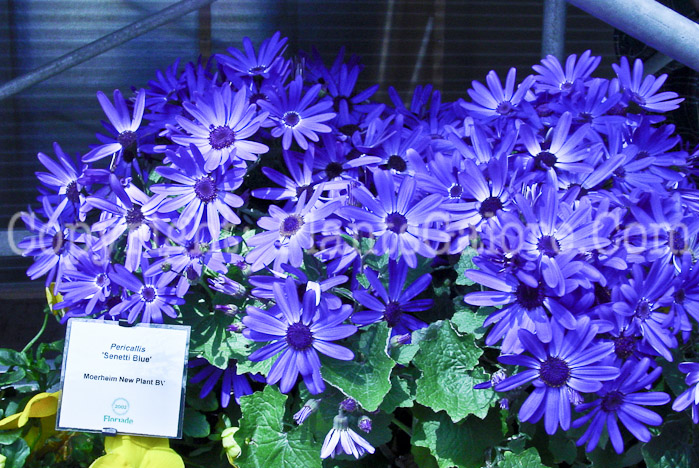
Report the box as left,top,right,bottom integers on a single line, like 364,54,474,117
56,318,190,438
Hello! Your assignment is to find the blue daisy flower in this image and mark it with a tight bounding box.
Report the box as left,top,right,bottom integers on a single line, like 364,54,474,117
494,317,619,435
573,357,669,453
242,278,357,394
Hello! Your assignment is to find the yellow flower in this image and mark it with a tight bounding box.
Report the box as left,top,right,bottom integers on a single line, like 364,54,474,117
89,435,184,468
0,391,60,449
45,283,66,317
221,427,241,467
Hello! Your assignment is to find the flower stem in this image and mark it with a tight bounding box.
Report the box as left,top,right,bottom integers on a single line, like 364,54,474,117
22,313,49,354
391,417,412,437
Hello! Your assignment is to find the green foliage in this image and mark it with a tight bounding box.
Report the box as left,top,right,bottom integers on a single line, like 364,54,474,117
643,418,699,468
234,386,322,468
320,323,395,412
454,246,478,286
183,408,211,438
413,321,495,421
500,447,548,468
411,407,504,468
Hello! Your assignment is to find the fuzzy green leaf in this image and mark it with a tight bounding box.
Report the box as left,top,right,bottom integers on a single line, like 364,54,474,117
413,321,495,421
455,246,478,286
183,408,210,438
412,408,503,468
321,323,395,412
235,386,321,468
500,448,548,468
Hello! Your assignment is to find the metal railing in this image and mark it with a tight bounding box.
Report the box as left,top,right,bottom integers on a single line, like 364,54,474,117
0,0,219,102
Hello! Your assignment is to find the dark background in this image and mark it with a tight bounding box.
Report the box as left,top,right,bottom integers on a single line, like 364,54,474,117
0,0,618,350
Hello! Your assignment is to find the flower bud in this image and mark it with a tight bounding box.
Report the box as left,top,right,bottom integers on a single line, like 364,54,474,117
358,416,372,433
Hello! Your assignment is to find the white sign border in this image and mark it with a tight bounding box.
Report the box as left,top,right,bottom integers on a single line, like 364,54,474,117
56,318,191,439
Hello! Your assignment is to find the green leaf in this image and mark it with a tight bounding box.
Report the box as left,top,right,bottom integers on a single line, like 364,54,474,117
547,431,577,465
0,429,21,446
321,323,395,412
235,386,321,468
186,387,219,412
390,321,439,365
642,418,699,468
548,431,578,464
1,438,30,468
0,349,28,368
182,301,249,369
500,448,548,468
455,246,478,286
235,341,274,377
411,446,440,468
413,321,494,421
412,407,504,468
380,375,415,413
450,300,489,339
0,368,26,386
183,408,211,438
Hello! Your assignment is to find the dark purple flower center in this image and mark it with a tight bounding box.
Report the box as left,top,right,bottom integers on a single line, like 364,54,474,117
635,299,652,320
385,212,408,234
95,273,108,288
538,235,560,257
194,177,218,203
208,126,236,150
125,205,145,229
535,151,558,169
250,92,268,105
384,301,403,327
283,112,301,128
601,390,624,412
578,112,593,123
118,131,138,162
449,184,463,199
249,65,266,75
52,232,65,254
186,241,209,258
141,286,157,302
325,162,344,180
286,322,313,350
479,196,503,218
675,288,686,304
66,181,81,204
670,230,686,253
539,356,570,387
637,151,650,159
387,155,407,172
333,95,354,114
339,124,360,136
614,166,626,177
560,81,573,92
118,130,138,149
536,103,553,117
614,334,636,359
515,283,545,310
496,101,513,115
280,215,304,237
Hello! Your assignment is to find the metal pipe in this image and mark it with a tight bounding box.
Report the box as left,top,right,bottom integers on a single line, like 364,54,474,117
541,0,567,60
567,0,699,72
0,0,220,102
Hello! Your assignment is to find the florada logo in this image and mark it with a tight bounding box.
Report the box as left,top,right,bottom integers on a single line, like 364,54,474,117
112,397,130,415
104,398,134,425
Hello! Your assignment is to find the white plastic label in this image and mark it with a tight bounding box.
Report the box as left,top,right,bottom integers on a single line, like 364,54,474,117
56,319,190,438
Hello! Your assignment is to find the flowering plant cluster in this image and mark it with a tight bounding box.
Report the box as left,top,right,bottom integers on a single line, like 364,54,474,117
4,32,699,467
